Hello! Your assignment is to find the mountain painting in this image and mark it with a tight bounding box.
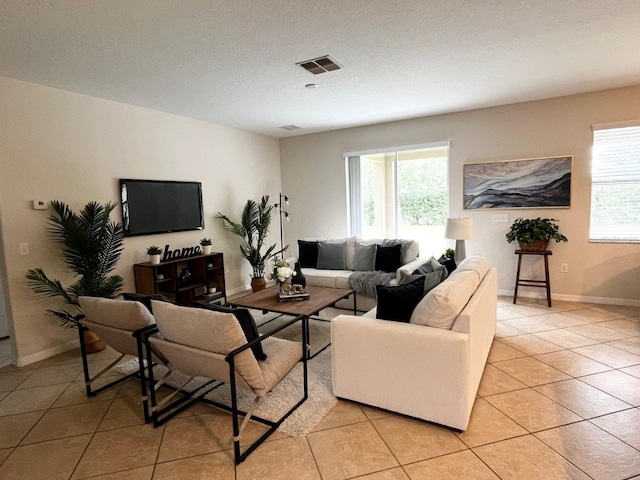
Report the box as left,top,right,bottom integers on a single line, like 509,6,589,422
463,156,572,209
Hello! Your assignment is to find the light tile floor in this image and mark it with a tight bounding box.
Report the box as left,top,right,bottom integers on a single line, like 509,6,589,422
0,297,639,479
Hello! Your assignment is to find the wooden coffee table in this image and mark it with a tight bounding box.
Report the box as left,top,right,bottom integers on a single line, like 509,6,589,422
227,285,356,357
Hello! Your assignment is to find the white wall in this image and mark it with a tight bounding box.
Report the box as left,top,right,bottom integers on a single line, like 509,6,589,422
280,85,640,305
0,76,281,365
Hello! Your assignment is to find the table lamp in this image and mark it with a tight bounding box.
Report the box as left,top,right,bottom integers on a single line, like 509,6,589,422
445,217,473,264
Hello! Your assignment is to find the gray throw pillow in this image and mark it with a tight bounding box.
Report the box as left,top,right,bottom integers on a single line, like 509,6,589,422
398,269,443,294
415,256,448,281
316,240,347,269
354,242,377,271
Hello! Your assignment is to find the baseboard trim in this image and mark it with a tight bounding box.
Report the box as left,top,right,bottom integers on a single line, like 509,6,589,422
498,289,640,307
16,339,78,367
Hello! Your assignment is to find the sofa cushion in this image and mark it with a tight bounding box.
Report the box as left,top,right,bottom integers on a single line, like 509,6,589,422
354,242,377,271
398,269,442,294
410,269,479,329
452,254,489,282
381,239,419,264
317,240,347,269
376,276,425,322
298,240,318,268
194,302,267,361
375,243,403,273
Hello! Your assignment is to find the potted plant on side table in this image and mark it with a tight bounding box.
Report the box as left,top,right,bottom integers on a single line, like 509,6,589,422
506,217,568,251
147,245,162,264
216,195,286,292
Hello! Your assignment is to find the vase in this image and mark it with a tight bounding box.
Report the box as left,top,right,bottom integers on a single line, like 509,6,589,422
83,329,106,353
150,254,161,265
178,268,192,286
251,277,267,292
293,262,306,289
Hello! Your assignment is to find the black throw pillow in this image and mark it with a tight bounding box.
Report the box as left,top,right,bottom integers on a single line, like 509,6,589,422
121,292,168,313
193,302,267,361
375,243,403,273
298,240,319,268
376,276,426,322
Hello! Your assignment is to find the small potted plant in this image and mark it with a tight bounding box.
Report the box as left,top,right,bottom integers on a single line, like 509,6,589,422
147,245,162,265
438,248,457,273
506,217,568,251
207,282,217,294
200,238,212,255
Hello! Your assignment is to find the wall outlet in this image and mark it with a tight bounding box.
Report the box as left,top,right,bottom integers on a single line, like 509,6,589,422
492,213,509,223
19,243,29,256
32,200,48,210
560,263,569,273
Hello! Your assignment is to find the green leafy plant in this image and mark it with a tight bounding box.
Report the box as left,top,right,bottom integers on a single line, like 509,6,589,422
199,238,212,246
442,248,455,260
215,195,286,278
25,201,124,327
506,217,568,245
147,245,162,255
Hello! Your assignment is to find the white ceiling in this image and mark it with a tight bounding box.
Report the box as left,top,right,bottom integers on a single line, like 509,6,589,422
1,1,640,138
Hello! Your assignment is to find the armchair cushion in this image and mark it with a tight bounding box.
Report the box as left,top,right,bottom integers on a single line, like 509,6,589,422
79,296,155,331
151,301,265,391
194,302,267,361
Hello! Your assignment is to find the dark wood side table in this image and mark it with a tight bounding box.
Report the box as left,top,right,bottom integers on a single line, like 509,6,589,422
513,250,553,307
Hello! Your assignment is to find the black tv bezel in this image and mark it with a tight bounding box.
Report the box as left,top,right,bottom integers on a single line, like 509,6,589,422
120,179,204,237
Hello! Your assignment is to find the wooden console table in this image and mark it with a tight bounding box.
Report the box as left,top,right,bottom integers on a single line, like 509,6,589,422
513,250,552,307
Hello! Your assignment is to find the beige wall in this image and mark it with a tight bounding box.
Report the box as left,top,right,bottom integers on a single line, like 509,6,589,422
0,77,281,365
280,85,640,305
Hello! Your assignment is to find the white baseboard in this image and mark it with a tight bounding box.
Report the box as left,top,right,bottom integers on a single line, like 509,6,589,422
498,289,640,307
16,339,78,367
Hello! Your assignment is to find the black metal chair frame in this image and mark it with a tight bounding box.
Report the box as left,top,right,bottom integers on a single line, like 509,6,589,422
140,314,309,464
78,323,158,423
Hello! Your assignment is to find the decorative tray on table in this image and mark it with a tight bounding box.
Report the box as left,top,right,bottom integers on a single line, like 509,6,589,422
277,288,310,302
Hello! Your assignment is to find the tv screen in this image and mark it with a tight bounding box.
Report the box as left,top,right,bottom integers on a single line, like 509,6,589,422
120,179,204,237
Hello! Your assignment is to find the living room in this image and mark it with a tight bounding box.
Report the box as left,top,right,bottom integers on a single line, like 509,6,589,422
1,2,640,479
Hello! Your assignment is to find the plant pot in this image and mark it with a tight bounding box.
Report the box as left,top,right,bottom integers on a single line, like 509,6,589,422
149,254,161,265
202,245,212,255
251,277,267,292
83,329,106,353
518,239,549,252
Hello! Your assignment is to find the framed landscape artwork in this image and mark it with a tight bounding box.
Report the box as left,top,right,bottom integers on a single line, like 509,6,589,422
463,156,572,209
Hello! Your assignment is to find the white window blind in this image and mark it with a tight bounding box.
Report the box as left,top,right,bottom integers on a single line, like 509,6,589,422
590,124,640,242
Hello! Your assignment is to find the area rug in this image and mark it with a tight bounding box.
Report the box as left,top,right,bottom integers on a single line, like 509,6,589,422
116,308,346,437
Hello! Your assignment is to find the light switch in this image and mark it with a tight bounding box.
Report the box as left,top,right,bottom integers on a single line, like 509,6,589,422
19,243,29,255
492,213,509,223
32,200,48,210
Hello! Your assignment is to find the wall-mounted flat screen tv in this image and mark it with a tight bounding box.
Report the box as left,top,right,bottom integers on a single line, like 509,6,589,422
120,179,204,237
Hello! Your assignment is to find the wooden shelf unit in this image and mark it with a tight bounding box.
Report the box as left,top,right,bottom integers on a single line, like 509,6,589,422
134,252,226,306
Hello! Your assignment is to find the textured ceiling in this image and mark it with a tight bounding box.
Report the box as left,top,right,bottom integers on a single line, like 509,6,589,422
1,1,640,138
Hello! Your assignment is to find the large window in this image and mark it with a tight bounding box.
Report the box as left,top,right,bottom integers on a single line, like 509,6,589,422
346,142,449,257
590,124,640,242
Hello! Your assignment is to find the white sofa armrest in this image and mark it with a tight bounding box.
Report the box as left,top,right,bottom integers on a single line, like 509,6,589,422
396,257,429,278
331,315,472,430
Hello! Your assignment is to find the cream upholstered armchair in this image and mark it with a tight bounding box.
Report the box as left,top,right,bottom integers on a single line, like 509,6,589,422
78,296,165,423
142,300,308,464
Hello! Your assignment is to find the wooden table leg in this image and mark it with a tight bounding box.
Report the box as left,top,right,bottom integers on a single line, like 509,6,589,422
513,253,523,304
543,254,552,307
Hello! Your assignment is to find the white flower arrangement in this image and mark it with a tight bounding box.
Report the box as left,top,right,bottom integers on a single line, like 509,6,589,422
270,258,296,284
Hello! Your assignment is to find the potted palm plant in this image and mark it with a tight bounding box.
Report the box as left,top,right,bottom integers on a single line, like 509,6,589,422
25,201,124,352
216,195,286,291
506,217,568,251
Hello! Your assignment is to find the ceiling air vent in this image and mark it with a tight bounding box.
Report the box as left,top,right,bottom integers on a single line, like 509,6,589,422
297,55,342,75
278,124,304,131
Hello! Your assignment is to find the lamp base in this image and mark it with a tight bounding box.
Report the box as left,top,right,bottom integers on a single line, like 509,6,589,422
454,240,466,265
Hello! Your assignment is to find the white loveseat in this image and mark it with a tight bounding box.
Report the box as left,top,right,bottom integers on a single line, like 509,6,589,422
298,236,423,311
331,255,497,431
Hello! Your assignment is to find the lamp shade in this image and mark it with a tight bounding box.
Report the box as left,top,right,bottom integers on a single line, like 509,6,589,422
445,217,473,240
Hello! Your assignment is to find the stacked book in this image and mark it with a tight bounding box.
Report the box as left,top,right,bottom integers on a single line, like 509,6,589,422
277,290,310,302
